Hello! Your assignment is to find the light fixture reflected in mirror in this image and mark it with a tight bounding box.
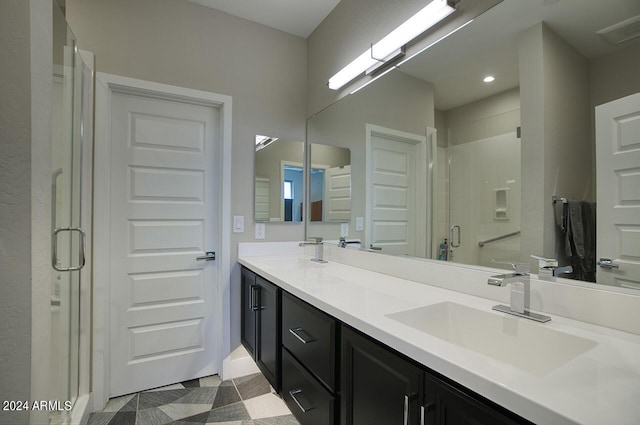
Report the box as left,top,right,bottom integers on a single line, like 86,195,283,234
327,0,456,90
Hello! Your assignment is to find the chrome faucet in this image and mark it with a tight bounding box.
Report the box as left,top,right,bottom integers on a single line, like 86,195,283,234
488,261,550,323
299,237,327,263
531,255,573,282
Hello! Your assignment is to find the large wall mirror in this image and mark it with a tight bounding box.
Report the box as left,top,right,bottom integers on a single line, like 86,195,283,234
255,135,304,222
306,0,640,291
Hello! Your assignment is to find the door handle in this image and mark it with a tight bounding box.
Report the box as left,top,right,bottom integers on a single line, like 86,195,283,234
196,251,216,261
598,258,619,269
52,227,86,272
250,285,260,311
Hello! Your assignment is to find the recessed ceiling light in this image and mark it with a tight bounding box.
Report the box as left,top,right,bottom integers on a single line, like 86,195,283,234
483,75,495,83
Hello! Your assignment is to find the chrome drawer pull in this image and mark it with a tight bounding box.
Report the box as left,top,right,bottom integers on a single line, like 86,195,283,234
289,327,315,344
289,389,314,413
404,395,409,425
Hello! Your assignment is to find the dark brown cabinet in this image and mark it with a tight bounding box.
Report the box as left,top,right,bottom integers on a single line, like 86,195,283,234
341,326,422,425
240,267,280,391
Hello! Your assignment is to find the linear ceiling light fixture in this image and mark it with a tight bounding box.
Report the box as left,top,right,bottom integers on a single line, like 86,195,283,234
327,0,456,90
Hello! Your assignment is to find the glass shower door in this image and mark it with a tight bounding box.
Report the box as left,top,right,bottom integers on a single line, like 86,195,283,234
50,3,90,423
447,130,521,268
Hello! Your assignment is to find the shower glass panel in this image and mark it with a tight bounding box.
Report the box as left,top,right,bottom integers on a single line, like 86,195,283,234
51,3,90,423
447,130,521,268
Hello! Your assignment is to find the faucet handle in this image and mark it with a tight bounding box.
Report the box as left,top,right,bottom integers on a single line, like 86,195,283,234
307,237,323,243
492,260,530,274
530,255,558,268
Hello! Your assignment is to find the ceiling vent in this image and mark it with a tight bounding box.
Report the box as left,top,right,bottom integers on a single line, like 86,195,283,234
596,15,640,46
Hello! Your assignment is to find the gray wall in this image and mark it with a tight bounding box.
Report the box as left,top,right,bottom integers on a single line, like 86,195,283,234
519,23,591,267
589,43,640,108
66,0,307,357
0,2,32,423
0,1,52,424
443,87,520,146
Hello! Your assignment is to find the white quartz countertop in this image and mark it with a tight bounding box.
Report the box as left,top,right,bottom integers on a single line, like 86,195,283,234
238,253,640,425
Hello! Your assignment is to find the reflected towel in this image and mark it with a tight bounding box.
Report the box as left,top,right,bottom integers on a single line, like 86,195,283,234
563,200,596,282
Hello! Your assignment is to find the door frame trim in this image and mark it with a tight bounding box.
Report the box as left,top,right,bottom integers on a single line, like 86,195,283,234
365,123,429,256
92,73,232,411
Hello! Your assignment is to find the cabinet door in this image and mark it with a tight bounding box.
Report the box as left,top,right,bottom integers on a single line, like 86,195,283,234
341,327,422,425
256,276,280,392
240,267,257,358
424,373,532,425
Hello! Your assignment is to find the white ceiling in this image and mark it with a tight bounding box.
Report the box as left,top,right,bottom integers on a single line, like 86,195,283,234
189,0,340,38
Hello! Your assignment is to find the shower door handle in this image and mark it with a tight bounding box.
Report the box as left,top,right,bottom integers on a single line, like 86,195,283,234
450,225,461,248
52,227,86,272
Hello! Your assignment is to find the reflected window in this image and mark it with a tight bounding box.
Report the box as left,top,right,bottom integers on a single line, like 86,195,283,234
284,180,293,200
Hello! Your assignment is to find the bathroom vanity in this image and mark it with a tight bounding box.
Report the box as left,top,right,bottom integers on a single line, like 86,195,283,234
238,243,640,425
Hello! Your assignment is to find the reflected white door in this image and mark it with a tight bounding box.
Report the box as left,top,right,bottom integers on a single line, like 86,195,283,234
109,90,220,396
324,165,351,222
366,125,426,256
595,92,640,288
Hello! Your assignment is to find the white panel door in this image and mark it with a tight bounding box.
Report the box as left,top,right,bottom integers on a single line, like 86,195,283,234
324,165,351,222
109,91,220,396
595,93,640,288
366,126,426,256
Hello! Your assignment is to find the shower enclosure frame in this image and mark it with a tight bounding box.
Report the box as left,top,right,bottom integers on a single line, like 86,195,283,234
51,2,95,422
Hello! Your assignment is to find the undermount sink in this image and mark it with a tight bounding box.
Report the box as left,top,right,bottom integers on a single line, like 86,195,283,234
386,302,597,376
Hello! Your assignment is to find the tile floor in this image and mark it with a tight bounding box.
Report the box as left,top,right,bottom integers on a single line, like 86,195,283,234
87,372,299,425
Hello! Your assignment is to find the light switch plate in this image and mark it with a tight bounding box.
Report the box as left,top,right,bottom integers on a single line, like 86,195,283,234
341,222,349,237
233,216,244,233
255,222,265,239
356,217,364,231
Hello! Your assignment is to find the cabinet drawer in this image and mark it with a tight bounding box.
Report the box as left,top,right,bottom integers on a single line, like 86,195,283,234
282,292,337,391
282,349,335,425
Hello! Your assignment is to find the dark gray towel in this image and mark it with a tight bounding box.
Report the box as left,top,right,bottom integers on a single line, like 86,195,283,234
562,200,596,282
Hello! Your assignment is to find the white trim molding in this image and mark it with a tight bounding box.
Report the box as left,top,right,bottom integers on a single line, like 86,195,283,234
92,73,232,411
